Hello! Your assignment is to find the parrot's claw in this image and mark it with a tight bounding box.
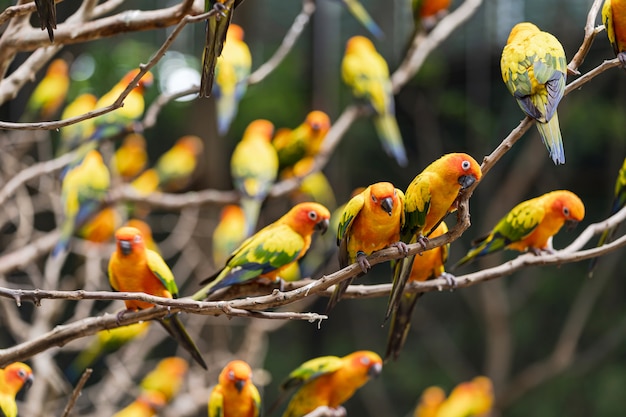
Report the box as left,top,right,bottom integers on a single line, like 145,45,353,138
618,52,626,68
356,252,371,273
391,241,409,257
212,2,228,18
416,235,429,253
440,272,457,290
116,309,129,325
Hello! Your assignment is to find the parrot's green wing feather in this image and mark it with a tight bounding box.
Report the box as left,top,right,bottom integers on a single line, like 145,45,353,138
401,176,431,243
281,356,343,391
494,200,545,243
337,192,365,268
146,249,179,297
207,385,224,417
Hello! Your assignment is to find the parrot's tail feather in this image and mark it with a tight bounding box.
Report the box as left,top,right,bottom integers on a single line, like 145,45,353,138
325,278,354,313
536,113,564,165
384,291,422,361
384,254,416,324
159,315,208,370
241,198,261,238
216,94,238,136
373,114,408,167
343,0,384,39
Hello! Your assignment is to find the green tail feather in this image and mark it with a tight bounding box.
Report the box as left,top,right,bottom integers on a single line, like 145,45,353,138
159,314,207,370
385,291,422,361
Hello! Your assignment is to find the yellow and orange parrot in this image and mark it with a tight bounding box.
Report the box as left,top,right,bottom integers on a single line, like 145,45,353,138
602,0,626,66
287,157,337,211
386,153,482,321
111,133,148,181
342,36,408,167
589,157,626,276
326,182,407,312
336,0,384,39
139,357,189,403
208,360,261,417
130,169,160,197
154,135,204,192
34,0,56,42
501,22,567,165
272,110,331,173
23,58,69,121
277,351,382,417
58,93,98,155
108,226,208,370
112,391,166,417
231,119,279,236
213,205,247,267
200,0,246,98
414,386,446,417
213,23,252,135
386,221,451,361
434,376,494,417
0,362,34,417
77,206,121,245
53,149,111,256
454,190,585,269
412,0,452,32
195,202,330,299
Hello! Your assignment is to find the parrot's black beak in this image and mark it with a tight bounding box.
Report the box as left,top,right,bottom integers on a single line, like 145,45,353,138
23,375,34,392
235,379,245,392
458,174,477,189
368,363,383,378
565,219,579,231
381,197,394,216
119,240,133,256
316,219,330,235
311,123,321,132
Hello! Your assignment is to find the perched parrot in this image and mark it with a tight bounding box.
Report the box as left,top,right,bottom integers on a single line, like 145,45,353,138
66,321,150,382
112,391,166,417
342,36,408,167
58,93,98,155
53,149,111,256
34,0,56,42
602,0,626,66
0,363,34,417
414,386,446,417
272,111,331,173
501,22,567,165
336,0,384,39
207,360,261,417
589,157,626,276
386,153,482,321
385,221,451,361
23,58,69,121
154,135,204,192
326,182,407,312
231,119,279,236
412,0,452,32
288,157,337,211
454,190,585,269
111,133,148,181
139,357,189,403
200,0,246,97
435,376,494,417
212,205,247,267
77,206,121,244
195,202,330,299
213,24,252,135
130,169,160,197
108,226,208,370
277,351,382,417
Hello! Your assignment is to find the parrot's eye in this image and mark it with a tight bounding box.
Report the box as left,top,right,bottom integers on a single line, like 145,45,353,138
133,235,142,243
308,211,318,221
228,370,235,380
563,206,570,217
461,160,471,171
17,369,26,378
360,357,371,366
371,195,377,202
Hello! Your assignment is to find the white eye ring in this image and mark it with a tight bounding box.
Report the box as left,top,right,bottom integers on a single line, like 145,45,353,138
461,160,471,171
308,211,318,220
563,206,570,217
360,357,370,366
133,235,142,243
228,370,235,380
371,195,377,202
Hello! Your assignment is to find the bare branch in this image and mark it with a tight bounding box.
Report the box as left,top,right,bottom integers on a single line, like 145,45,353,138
61,368,93,417
567,0,605,74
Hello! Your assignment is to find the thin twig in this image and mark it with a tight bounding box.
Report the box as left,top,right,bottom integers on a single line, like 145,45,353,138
61,368,93,417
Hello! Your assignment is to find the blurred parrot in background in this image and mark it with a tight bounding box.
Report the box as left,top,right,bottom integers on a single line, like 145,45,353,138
195,202,330,300
434,376,494,417
602,0,626,66
139,357,189,403
453,190,585,269
53,149,111,256
589,157,626,276
287,157,337,211
386,153,482,321
272,110,331,173
385,221,450,361
412,0,452,32
200,0,245,97
213,23,252,135
154,135,204,192
111,133,148,181
212,204,247,267
501,22,567,165
326,182,407,312
130,169,160,197
23,58,69,121
112,391,166,417
207,360,261,417
0,362,34,417
231,119,279,236
77,206,121,245
414,386,446,417
58,93,98,155
276,351,382,417
335,0,384,39
342,36,408,167
34,0,56,42
108,226,208,370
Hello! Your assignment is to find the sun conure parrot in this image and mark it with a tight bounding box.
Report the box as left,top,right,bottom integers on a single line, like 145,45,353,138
386,153,482,321
53,149,111,256
414,386,446,417
154,135,204,192
272,111,331,173
112,391,166,417
58,93,98,155
212,205,247,267
342,36,408,167
77,206,121,245
589,157,626,276
454,190,585,269
434,376,494,417
287,156,337,211
66,321,150,382
336,0,384,39
385,221,451,361
195,202,330,300
108,226,208,370
200,0,246,98
213,23,252,135
501,22,567,165
0,363,34,417
207,360,261,417
111,133,148,181
326,182,407,312
139,357,189,403
276,351,382,417
34,0,56,42
230,119,279,237
23,58,69,121
602,0,626,66
412,0,452,32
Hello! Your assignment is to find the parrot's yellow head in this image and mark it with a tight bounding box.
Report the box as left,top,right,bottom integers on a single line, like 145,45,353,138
345,36,376,54
305,110,331,133
114,226,145,256
244,119,275,142
367,182,400,216
285,202,331,236
345,350,383,379
506,22,540,44
47,58,68,76
219,204,246,222
3,362,34,395
219,360,253,392
227,24,245,42
550,190,585,228
418,386,446,407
